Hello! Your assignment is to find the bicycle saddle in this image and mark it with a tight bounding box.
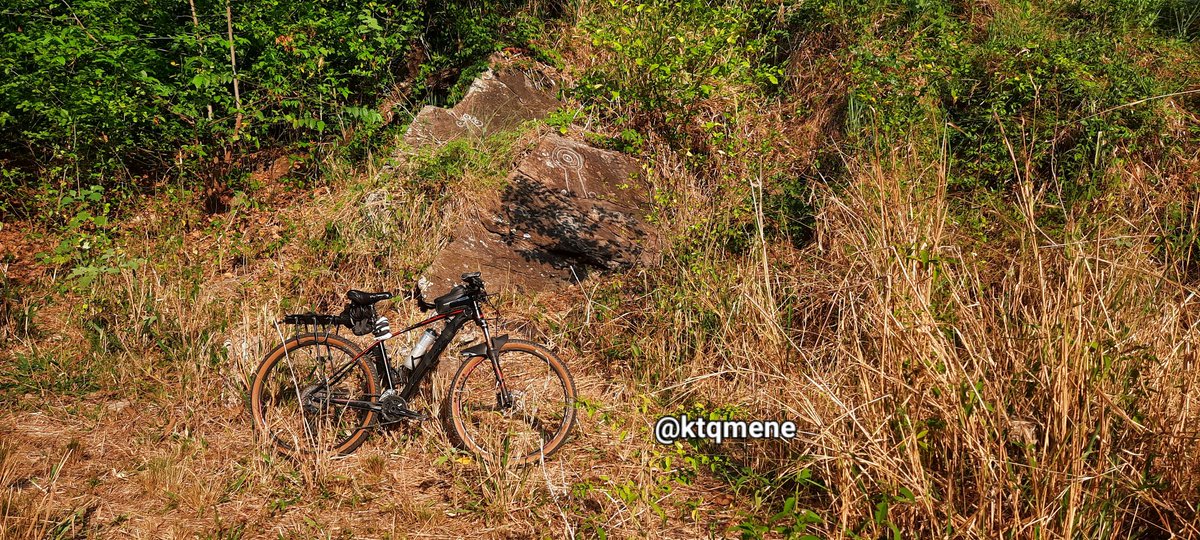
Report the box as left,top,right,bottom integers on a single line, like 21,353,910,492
347,289,393,305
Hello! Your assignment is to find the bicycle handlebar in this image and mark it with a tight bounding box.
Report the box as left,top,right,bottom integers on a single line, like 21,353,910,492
412,285,436,312
410,273,486,312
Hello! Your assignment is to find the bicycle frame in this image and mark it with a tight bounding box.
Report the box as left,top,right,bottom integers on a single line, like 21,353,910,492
317,296,510,416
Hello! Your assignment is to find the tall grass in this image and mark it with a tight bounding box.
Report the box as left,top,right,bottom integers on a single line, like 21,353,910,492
553,0,1200,533
794,136,1199,534
576,121,1200,535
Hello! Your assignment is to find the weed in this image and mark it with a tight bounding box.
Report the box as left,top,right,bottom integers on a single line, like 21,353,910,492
0,274,38,342
733,496,821,540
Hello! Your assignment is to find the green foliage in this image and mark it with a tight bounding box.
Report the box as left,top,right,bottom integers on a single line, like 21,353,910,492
733,496,822,540
1070,0,1168,31
545,107,582,135
764,173,814,247
431,3,562,104
1,0,562,285
1,350,100,398
792,0,1200,206
945,6,1183,199
864,489,917,539
410,126,527,191
413,139,474,188
578,0,786,146
0,0,559,221
0,0,419,198
39,185,113,266
585,128,646,154
31,184,147,289
652,403,825,539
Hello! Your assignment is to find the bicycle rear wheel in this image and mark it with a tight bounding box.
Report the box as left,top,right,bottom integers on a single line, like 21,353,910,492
250,333,377,455
445,340,577,465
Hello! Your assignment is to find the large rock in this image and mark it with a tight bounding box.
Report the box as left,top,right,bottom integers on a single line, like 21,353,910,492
424,135,657,292
403,61,659,292
404,68,559,149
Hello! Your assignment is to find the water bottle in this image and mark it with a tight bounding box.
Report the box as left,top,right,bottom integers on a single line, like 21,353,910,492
403,329,437,369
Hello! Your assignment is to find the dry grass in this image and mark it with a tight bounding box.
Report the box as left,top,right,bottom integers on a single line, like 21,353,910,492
3,28,1200,540
5,133,1200,537
0,133,755,538
574,121,1200,536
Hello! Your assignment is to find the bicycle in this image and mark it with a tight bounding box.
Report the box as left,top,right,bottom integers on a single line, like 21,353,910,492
249,272,577,465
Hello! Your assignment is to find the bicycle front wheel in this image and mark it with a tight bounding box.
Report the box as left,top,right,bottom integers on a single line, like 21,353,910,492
445,340,577,465
250,333,377,455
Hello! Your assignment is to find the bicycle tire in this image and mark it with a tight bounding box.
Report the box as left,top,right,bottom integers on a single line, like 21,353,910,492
250,333,377,455
444,339,577,465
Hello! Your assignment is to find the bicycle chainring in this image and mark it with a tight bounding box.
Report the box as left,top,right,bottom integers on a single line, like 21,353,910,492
379,394,411,423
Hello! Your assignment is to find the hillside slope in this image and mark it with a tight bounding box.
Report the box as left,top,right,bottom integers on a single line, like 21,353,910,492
4,1,1200,538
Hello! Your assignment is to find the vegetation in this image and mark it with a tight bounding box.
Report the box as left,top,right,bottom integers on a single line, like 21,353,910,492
3,0,1200,537
0,0,548,219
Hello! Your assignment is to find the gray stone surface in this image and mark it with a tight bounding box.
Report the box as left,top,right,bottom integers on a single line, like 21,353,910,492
403,68,559,149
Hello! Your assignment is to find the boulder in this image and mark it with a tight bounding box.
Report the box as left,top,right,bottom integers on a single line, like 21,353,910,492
403,68,559,149
424,135,657,292
404,62,659,293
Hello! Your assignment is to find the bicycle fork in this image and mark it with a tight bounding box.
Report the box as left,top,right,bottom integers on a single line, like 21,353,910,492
476,305,514,410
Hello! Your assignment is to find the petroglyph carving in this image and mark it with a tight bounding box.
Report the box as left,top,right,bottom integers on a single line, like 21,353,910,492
455,112,484,130
550,145,588,197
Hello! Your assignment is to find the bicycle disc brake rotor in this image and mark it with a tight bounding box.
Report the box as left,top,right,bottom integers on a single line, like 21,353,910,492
300,383,347,416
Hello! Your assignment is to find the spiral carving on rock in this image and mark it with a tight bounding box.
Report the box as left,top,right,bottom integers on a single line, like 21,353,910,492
552,145,584,172
551,145,589,197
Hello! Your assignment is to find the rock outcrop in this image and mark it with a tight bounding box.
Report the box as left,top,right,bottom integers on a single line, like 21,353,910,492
405,63,658,292
403,68,559,148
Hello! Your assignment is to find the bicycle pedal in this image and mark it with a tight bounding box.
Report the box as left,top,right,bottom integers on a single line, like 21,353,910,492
383,407,429,423
407,410,432,422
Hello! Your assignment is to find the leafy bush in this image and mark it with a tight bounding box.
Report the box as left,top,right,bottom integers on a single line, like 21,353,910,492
0,0,556,221
0,0,417,201
791,0,1199,203
578,0,786,147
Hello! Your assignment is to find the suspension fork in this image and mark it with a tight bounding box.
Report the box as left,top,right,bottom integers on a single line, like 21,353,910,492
476,300,514,409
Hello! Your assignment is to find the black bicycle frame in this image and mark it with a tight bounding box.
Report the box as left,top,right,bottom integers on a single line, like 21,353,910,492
318,297,510,415
390,309,470,400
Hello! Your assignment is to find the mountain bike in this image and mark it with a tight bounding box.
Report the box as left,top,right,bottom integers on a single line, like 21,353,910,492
249,272,577,465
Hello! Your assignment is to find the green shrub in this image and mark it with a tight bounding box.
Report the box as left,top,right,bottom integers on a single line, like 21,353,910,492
0,0,418,201
0,0,558,221
577,0,786,147
791,0,1198,204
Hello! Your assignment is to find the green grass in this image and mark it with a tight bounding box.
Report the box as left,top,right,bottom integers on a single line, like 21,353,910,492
2,349,102,399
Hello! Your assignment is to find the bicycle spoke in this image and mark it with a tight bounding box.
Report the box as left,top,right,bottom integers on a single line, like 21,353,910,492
253,334,375,455
451,344,573,464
